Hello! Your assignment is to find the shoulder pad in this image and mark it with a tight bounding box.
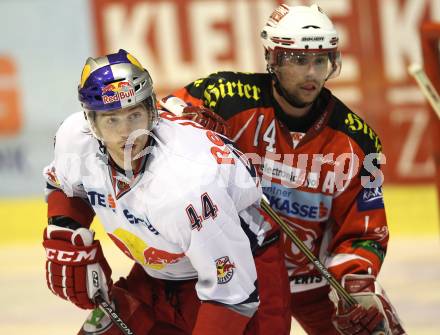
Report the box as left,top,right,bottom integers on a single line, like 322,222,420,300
328,96,383,155
186,71,272,119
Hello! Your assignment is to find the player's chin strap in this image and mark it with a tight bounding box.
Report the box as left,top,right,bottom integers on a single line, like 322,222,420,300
98,140,107,154
83,111,109,162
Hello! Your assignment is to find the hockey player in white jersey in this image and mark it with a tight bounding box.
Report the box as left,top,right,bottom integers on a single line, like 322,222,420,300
42,49,289,334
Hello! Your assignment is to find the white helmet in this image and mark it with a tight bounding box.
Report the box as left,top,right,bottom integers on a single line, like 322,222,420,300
261,4,341,79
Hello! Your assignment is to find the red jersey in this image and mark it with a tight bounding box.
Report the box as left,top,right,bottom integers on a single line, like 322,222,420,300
172,71,389,293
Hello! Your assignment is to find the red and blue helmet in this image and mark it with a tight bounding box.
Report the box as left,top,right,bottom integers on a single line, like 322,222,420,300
78,49,156,112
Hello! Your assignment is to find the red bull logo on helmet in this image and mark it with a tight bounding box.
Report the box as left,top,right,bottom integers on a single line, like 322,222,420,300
216,256,235,284
101,80,135,104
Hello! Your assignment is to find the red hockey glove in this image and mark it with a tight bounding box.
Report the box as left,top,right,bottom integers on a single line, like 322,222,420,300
43,225,112,309
181,105,230,137
160,96,230,137
330,274,406,335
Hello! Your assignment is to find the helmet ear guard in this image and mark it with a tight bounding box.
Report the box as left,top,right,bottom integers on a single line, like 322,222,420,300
326,50,342,79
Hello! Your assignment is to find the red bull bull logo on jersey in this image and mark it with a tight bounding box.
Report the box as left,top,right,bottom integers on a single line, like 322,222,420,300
108,228,184,270
45,166,60,187
101,80,135,104
216,256,235,284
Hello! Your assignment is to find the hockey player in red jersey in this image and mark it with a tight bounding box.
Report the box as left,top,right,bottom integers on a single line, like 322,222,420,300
42,49,290,334
169,4,406,335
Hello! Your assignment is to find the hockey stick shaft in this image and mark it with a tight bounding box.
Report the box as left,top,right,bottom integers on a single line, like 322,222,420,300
94,294,135,335
408,63,440,119
260,198,357,307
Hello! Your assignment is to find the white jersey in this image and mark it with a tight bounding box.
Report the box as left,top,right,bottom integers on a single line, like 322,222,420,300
44,111,265,313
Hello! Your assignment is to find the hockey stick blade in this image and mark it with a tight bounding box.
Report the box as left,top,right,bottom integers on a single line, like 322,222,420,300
260,197,357,307
408,63,440,119
94,294,135,335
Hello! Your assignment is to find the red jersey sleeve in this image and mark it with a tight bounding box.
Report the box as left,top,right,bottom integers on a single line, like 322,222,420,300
325,140,388,280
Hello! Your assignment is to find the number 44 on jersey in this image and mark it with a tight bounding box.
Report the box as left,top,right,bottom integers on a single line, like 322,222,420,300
186,192,219,231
